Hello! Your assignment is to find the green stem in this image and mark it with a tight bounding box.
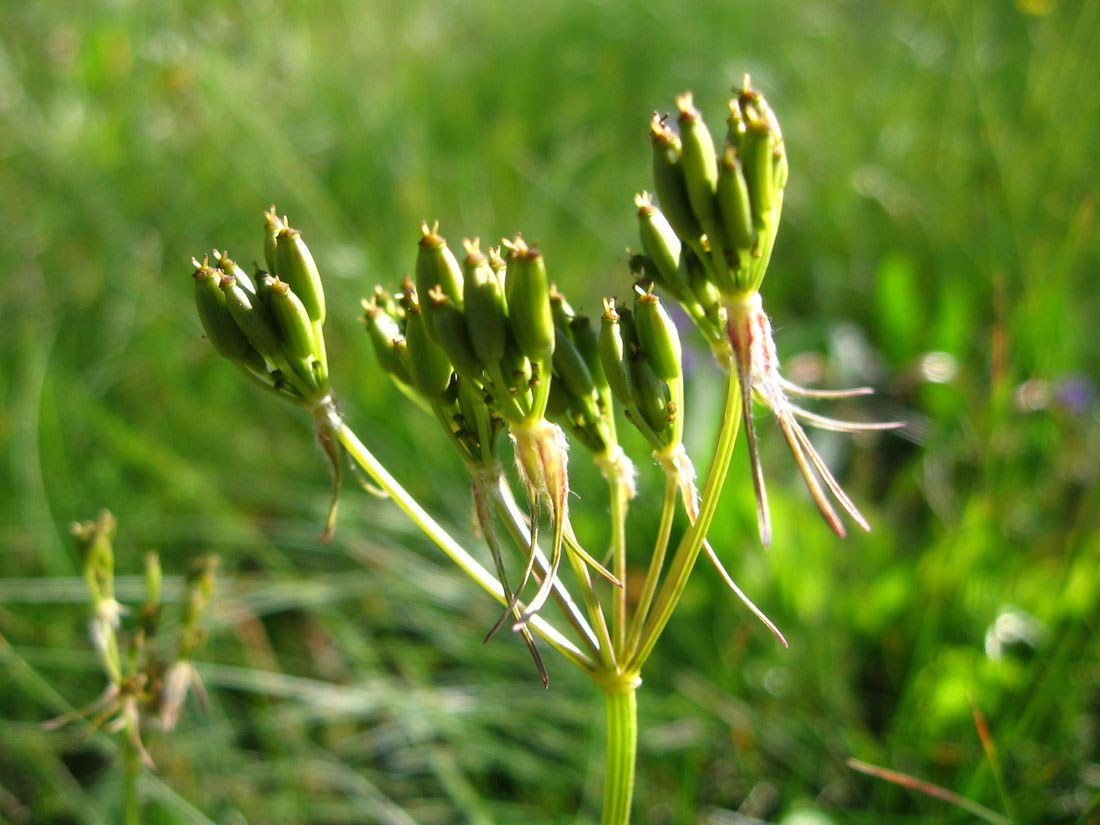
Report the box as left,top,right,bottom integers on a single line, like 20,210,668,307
628,368,741,672
122,732,140,825
311,319,329,384
623,473,677,662
564,538,617,670
487,363,527,421
323,401,596,673
528,357,554,422
599,680,638,825
609,472,628,654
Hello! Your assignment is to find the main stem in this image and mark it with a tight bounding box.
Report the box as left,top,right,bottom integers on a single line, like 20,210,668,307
122,734,140,825
600,680,638,825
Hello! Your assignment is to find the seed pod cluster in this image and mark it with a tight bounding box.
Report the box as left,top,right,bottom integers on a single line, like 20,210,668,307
190,207,330,405
639,77,787,323
598,288,685,448
631,199,723,343
544,285,613,454
364,223,629,466
368,224,573,433
190,207,340,542
362,278,502,467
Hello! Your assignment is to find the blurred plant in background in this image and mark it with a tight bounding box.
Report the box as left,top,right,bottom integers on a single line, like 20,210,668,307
45,511,215,825
2,0,1099,822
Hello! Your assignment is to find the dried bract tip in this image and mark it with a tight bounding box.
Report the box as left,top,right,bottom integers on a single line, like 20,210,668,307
649,112,677,147
263,205,284,231
675,91,701,121
728,97,744,125
502,233,531,258
602,296,620,321
463,237,485,262
419,219,443,246
487,246,506,272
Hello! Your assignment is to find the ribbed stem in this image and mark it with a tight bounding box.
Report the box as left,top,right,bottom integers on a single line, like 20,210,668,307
609,474,628,653
122,734,140,825
600,681,638,825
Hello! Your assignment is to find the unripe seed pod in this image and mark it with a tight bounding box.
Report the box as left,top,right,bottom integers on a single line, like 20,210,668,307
462,239,508,368
546,377,572,417
737,82,783,226
222,273,283,357
717,144,756,255
503,236,555,363
650,114,702,244
363,299,411,384
634,287,682,383
738,78,783,139
193,259,251,360
634,251,707,326
568,314,606,391
676,92,720,228
500,329,533,394
213,251,255,294
276,226,325,323
628,252,664,295
726,97,746,151
549,284,575,331
635,192,683,292
254,268,277,306
599,299,634,407
397,275,417,313
390,336,412,382
456,375,492,445
404,305,453,400
372,285,399,320
685,248,721,310
428,288,484,381
263,207,284,276
629,353,671,435
416,221,464,340
269,278,316,360
773,146,788,191
739,122,776,225
439,371,459,406
677,92,736,290
552,325,595,400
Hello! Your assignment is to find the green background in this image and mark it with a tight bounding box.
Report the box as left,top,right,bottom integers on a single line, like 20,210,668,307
2,0,1098,822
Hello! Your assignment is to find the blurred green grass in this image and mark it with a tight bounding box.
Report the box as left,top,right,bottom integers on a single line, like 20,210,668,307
2,0,1099,822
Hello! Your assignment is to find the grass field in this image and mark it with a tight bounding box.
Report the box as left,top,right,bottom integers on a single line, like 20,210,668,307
2,0,1099,822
